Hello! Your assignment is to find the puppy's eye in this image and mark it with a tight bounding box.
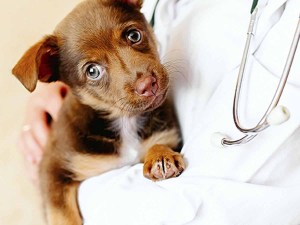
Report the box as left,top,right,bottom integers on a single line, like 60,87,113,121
85,63,104,80
126,29,142,44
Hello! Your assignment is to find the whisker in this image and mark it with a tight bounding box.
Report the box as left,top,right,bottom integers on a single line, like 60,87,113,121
162,60,191,88
113,96,127,105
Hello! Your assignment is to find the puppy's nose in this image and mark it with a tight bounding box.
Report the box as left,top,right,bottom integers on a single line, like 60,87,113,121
135,75,158,97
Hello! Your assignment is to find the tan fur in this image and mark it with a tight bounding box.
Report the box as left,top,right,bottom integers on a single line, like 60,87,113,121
76,88,132,119
69,154,121,181
141,128,180,161
45,183,81,225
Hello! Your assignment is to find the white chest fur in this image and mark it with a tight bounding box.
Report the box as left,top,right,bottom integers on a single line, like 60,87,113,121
113,116,142,165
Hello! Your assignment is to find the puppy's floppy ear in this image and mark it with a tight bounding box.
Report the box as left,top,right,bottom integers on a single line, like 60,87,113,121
12,35,59,92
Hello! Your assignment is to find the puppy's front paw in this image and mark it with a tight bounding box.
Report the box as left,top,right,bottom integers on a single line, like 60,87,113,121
143,144,185,181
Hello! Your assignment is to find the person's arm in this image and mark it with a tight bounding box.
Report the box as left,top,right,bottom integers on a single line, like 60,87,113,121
18,81,68,185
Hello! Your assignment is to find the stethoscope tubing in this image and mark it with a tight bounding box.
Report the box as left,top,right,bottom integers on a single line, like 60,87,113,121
217,10,300,147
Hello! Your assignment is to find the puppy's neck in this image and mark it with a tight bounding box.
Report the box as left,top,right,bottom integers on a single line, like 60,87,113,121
67,91,144,133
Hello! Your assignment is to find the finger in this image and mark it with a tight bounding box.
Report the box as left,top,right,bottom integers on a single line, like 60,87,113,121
44,84,68,121
29,109,51,148
19,128,43,164
32,82,68,122
18,131,42,184
28,161,40,186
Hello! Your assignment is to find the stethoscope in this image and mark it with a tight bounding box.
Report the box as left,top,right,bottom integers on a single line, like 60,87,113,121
211,0,300,148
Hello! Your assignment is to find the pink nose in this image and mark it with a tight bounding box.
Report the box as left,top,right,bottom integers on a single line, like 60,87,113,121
135,75,158,97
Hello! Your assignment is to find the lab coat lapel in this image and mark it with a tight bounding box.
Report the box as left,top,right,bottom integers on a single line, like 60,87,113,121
251,0,288,53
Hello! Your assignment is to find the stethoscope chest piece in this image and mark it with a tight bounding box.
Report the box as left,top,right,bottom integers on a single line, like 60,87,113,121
266,105,290,126
211,105,290,148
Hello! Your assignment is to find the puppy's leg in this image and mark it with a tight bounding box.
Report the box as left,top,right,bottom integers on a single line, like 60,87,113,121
46,184,81,225
141,128,185,181
41,153,121,225
143,144,185,181
68,154,121,181
41,171,82,225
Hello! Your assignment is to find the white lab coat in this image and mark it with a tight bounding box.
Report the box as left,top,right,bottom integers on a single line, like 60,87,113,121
79,0,300,224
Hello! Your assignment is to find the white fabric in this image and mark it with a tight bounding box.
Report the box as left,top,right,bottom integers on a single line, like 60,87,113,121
79,0,300,224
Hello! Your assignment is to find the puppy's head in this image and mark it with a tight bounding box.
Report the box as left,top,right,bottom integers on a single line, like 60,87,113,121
12,0,168,117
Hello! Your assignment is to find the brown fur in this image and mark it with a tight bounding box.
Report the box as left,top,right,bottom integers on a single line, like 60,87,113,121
12,0,185,224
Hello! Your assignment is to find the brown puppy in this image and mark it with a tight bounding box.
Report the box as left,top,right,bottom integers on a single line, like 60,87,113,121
12,0,185,224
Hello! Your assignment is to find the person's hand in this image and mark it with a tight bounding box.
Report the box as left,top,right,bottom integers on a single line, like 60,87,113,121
18,81,68,185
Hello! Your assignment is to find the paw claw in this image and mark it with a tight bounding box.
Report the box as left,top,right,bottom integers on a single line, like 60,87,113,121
143,145,185,181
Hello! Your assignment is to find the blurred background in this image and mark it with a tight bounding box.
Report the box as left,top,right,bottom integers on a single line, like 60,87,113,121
0,1,82,224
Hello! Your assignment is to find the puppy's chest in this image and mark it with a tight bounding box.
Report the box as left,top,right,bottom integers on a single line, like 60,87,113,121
77,111,151,164
113,117,142,164
74,112,143,162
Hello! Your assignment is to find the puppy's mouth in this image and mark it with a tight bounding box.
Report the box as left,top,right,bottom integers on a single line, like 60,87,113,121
133,88,168,114
144,90,167,111
117,88,168,115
